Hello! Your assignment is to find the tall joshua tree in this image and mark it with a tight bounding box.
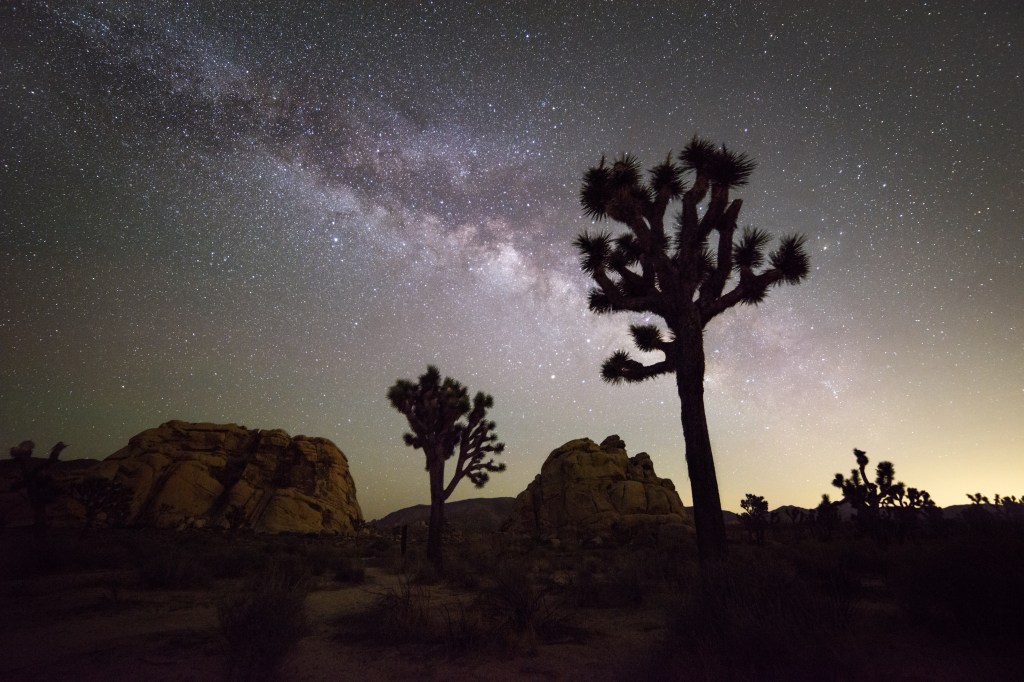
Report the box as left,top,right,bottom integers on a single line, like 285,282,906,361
387,366,505,571
574,136,810,559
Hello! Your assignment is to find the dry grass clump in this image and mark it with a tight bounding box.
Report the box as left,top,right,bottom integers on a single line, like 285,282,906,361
218,559,311,682
333,578,486,658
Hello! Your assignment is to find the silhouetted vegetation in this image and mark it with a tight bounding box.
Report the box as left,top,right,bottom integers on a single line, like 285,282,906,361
71,477,132,536
1,499,1021,680
739,493,770,544
7,440,68,535
218,559,311,682
832,448,936,545
574,137,809,559
387,366,506,572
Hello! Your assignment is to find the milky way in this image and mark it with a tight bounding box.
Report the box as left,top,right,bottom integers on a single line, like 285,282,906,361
3,1,1022,518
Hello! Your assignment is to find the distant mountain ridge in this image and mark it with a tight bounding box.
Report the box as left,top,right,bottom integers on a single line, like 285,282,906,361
372,497,517,532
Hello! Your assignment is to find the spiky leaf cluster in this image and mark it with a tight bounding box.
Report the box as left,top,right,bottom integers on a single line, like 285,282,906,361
387,366,468,466
574,136,810,384
387,366,506,499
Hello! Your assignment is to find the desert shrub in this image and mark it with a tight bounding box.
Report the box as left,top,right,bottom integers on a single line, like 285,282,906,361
334,579,486,658
391,549,440,585
373,580,436,641
890,537,1024,646
218,559,311,681
477,560,565,646
667,556,849,681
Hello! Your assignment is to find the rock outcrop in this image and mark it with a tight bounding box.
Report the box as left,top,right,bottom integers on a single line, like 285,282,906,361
1,421,362,534
505,435,691,543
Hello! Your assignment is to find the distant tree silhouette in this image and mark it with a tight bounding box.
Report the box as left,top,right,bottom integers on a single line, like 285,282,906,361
574,137,809,559
8,440,68,535
387,366,506,571
964,492,1024,533
739,493,770,544
813,493,839,541
832,447,935,543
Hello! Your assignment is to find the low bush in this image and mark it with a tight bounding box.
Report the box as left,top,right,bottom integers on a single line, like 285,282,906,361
477,560,565,646
334,579,484,658
218,559,311,681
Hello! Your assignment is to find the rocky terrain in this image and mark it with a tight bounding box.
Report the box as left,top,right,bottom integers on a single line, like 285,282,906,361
0,421,362,534
504,435,692,544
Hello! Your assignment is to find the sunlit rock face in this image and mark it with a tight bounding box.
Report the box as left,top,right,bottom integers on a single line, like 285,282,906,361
1,421,363,534
107,421,362,533
505,435,692,543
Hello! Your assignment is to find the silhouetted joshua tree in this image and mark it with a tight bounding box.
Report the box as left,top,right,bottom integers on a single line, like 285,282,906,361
832,447,934,543
574,137,809,559
387,366,506,571
8,440,68,535
739,493,770,545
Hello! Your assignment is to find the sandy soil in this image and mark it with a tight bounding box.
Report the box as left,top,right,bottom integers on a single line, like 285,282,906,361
0,565,669,681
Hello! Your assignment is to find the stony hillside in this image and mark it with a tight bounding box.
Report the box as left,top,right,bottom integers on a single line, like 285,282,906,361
1,421,362,534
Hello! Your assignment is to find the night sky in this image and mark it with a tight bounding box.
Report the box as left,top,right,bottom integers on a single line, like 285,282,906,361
3,1,1022,520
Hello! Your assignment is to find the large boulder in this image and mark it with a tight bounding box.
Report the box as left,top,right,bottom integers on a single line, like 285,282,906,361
505,435,692,543
1,421,362,534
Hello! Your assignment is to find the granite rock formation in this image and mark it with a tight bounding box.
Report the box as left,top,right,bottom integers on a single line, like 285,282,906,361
1,421,362,534
505,435,691,543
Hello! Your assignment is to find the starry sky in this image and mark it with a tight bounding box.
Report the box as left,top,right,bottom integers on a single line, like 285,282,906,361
2,1,1022,520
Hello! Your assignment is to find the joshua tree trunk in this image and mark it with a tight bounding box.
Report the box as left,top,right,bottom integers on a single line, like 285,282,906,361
427,459,446,571
573,139,809,562
674,323,728,559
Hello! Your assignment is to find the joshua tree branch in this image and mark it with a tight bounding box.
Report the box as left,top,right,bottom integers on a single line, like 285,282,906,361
602,351,676,384
700,269,784,326
593,270,661,314
699,199,743,306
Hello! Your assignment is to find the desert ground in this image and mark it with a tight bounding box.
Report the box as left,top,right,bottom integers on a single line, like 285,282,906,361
2,520,1022,682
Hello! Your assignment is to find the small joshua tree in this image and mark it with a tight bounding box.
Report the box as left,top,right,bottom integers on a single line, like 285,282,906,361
8,440,68,535
574,136,809,559
739,493,770,544
387,366,506,571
